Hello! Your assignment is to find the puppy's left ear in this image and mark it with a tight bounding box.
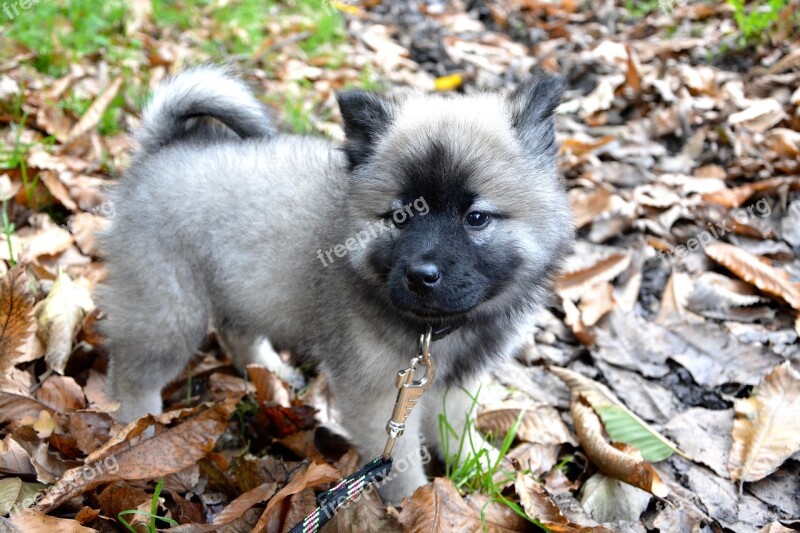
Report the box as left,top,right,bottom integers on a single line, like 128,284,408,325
337,90,396,170
508,74,565,154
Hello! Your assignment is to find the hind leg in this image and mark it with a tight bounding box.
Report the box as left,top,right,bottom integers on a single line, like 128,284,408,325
100,265,209,423
217,329,305,389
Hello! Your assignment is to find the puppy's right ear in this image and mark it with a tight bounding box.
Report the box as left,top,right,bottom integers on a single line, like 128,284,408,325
337,90,395,170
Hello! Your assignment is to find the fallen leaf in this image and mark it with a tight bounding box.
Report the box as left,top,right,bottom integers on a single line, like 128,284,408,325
247,364,291,408
34,375,86,413
33,398,239,512
579,472,652,523
560,135,615,157
570,397,669,498
40,170,78,211
562,297,595,345
19,223,74,266
65,77,123,144
551,366,682,461
95,481,151,528
578,281,615,327
34,270,94,374
6,509,95,532
728,98,786,132
477,402,577,446
0,435,35,476
399,477,529,532
758,522,796,533
0,368,53,426
569,187,614,228
728,362,800,485
705,243,800,310
557,253,631,301
0,267,35,371
515,472,611,533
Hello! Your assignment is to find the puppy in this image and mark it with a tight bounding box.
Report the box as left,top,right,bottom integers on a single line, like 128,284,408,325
98,66,572,503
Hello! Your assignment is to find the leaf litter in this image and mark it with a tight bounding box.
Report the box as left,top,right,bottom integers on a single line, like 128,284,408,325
1,0,800,531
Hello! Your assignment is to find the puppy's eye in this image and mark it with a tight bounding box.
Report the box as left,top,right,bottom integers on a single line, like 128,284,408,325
465,211,491,229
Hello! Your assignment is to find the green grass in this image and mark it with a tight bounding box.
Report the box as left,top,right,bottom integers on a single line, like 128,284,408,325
624,0,663,19
282,94,317,134
439,388,545,530
118,478,178,533
4,0,130,76
2,199,15,266
726,0,787,44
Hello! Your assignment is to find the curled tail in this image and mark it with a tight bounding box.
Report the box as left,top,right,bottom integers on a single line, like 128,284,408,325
137,65,275,153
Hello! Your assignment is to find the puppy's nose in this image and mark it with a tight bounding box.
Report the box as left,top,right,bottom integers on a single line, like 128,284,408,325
406,263,441,295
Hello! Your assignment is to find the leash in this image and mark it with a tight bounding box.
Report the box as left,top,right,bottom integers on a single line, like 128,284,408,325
288,328,436,533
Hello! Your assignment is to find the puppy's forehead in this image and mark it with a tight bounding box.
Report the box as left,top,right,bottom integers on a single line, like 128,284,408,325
372,94,524,201
393,94,514,137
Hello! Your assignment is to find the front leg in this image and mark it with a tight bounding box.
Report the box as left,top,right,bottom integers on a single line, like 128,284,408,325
422,378,500,475
332,380,429,505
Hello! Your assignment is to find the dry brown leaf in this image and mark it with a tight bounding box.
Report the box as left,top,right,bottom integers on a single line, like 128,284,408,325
625,44,641,93
728,98,786,132
96,481,152,528
33,398,239,512
579,281,615,327
6,509,95,532
569,188,614,228
0,267,36,371
255,461,341,532
399,477,529,532
247,364,291,408
0,435,35,476
562,297,595,345
515,471,612,533
40,170,78,211
19,224,74,266
705,243,800,310
0,367,53,426
656,272,694,325
170,481,278,532
65,76,123,144
557,253,631,301
570,397,669,498
34,375,86,413
728,362,800,484
550,366,682,461
68,213,108,257
758,522,796,533
477,402,576,446
560,135,615,157
34,270,95,374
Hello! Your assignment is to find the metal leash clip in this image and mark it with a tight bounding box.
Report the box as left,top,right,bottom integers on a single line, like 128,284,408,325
383,328,436,457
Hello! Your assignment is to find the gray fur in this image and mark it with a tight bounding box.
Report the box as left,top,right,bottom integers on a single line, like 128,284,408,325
98,66,573,503
135,65,275,153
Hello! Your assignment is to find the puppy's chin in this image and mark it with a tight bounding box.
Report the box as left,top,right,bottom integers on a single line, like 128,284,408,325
388,290,482,322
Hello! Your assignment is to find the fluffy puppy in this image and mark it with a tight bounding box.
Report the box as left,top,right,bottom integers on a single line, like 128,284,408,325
98,66,572,503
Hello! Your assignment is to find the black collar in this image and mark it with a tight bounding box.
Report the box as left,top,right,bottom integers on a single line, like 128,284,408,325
429,323,459,341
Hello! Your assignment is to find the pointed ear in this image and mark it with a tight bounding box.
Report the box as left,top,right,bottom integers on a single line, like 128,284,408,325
508,74,565,153
337,90,396,170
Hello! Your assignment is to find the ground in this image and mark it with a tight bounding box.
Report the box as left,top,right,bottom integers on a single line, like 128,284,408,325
0,0,799,532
